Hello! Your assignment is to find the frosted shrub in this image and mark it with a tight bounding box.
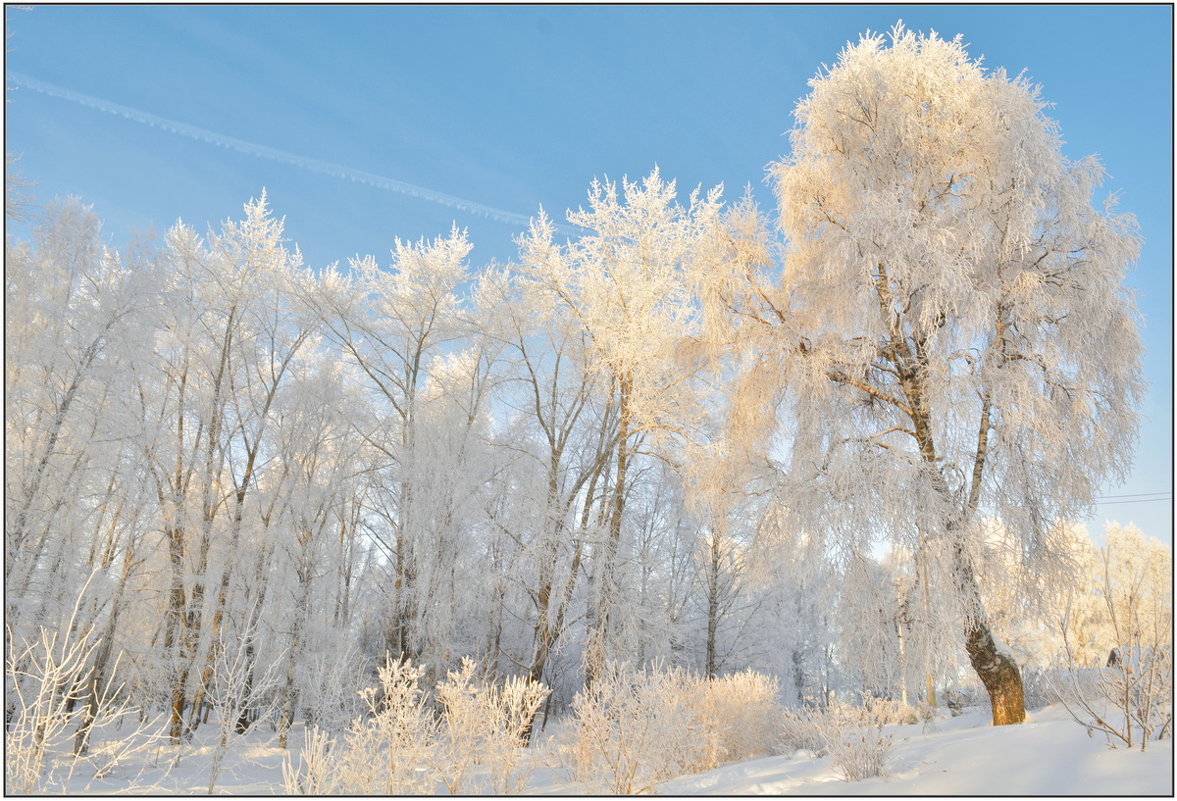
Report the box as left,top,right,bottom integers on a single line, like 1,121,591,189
1058,650,1173,751
342,657,441,793
281,726,338,795
697,670,783,768
283,656,440,794
5,624,165,794
567,664,785,792
782,695,894,782
568,663,706,793
864,696,920,726
435,658,549,794
832,703,893,780
822,696,894,782
283,656,550,795
779,706,827,755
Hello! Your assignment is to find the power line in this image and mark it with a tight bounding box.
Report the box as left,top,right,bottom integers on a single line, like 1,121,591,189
1094,497,1172,505
1095,491,1171,500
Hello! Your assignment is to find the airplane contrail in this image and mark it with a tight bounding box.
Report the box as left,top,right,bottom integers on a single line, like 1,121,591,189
8,71,576,234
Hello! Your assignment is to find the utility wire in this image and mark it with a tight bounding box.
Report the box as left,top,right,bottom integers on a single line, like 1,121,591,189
1094,497,1171,505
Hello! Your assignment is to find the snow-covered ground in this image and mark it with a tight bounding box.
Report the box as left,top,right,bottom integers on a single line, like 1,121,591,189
658,705,1173,796
48,703,1174,795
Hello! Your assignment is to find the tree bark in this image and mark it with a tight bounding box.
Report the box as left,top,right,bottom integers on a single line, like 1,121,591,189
705,529,721,679
955,544,1025,725
964,619,1025,725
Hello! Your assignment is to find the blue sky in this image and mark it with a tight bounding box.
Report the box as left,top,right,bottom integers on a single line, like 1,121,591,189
5,4,1171,540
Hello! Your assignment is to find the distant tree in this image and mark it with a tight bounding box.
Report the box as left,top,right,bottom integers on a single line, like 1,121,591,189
1099,523,1172,662
1060,523,1172,748
748,25,1143,724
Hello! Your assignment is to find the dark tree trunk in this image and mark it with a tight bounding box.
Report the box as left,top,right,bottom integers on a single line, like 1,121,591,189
954,542,1025,725
964,619,1025,725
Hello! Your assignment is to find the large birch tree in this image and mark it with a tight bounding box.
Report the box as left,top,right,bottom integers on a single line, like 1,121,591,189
760,25,1143,724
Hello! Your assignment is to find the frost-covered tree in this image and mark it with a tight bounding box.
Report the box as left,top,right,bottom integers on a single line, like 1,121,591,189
1059,524,1172,748
758,25,1143,724
1099,524,1172,660
406,339,504,679
303,227,471,665
5,200,151,623
479,269,615,692
741,506,841,706
5,199,162,751
518,169,724,683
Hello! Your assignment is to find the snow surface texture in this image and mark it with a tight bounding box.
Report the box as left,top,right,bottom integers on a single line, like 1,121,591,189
60,704,1172,795
658,706,1173,796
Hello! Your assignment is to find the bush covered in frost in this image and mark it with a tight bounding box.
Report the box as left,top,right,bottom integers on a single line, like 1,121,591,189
781,694,896,782
282,655,548,795
564,663,784,793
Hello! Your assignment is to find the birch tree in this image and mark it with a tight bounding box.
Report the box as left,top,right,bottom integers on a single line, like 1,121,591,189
305,227,472,664
482,270,615,690
5,200,152,629
184,193,313,735
518,169,723,683
5,199,162,750
759,25,1143,724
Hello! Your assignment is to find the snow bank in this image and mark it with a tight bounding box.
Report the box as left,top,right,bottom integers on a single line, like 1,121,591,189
657,705,1173,796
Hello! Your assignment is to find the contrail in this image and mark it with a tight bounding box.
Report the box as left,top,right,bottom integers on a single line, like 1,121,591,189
8,71,576,234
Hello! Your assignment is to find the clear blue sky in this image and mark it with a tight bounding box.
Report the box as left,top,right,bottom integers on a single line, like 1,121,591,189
5,4,1171,541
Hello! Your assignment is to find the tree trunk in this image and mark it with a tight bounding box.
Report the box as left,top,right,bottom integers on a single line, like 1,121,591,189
954,543,1024,725
964,618,1025,725
905,363,1023,725
916,545,937,710
705,530,721,678
279,541,313,749
586,375,631,688
164,527,189,742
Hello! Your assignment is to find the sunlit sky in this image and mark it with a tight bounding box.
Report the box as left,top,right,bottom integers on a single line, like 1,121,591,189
5,4,1171,541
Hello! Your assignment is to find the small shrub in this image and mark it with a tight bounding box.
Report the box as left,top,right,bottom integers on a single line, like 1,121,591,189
283,657,550,795
567,663,705,794
826,698,893,781
282,656,440,794
1057,650,1173,750
781,695,894,782
281,726,337,794
436,658,549,793
697,670,783,768
565,664,786,793
6,620,164,794
865,696,919,725
780,706,826,755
